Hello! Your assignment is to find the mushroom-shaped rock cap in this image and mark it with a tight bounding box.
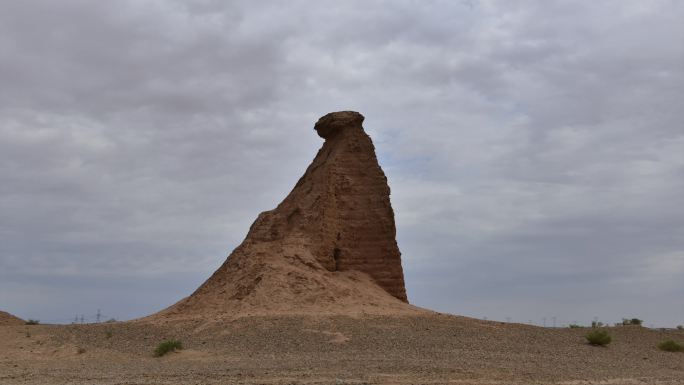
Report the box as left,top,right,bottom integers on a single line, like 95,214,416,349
314,111,365,139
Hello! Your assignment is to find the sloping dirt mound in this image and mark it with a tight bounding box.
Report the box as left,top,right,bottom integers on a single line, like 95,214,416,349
0,310,24,326
153,243,425,322
145,111,425,322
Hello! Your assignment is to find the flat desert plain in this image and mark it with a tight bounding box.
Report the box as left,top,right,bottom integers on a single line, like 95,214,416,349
2,314,683,385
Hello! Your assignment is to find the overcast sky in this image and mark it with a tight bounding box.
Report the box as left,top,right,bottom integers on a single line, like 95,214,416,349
1,0,682,327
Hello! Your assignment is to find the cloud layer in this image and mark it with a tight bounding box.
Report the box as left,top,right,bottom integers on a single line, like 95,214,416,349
1,0,682,326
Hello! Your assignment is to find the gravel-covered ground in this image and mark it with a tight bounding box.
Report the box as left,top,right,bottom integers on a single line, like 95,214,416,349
1,314,683,385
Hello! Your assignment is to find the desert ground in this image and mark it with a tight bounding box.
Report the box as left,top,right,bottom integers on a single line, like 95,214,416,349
2,314,683,385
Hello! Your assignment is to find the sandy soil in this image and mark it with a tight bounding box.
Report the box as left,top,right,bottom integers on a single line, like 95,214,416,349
2,314,683,385
0,311,24,326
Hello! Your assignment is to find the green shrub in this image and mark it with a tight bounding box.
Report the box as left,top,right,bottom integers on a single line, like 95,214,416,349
630,318,643,326
25,319,40,325
677,325,683,330
154,340,183,357
569,324,583,329
585,330,612,346
658,340,684,352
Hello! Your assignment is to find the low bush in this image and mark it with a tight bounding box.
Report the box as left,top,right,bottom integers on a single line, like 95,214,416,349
569,324,583,329
154,340,183,357
621,318,643,326
585,330,612,346
25,319,40,325
658,340,684,352
677,325,683,330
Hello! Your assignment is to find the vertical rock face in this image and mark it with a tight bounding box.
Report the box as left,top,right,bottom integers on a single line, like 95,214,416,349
249,111,407,301
151,111,413,320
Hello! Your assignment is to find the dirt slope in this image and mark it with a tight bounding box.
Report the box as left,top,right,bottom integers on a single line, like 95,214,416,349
0,311,24,326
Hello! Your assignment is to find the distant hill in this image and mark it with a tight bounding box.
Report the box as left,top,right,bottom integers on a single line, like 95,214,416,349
0,310,24,326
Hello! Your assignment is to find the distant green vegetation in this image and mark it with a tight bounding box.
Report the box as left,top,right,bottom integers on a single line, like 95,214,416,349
658,340,684,352
622,318,643,326
677,325,683,330
25,319,40,325
569,324,583,329
585,330,612,346
154,340,183,357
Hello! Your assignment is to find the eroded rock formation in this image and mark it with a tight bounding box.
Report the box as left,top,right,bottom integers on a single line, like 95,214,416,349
250,111,407,300
151,111,416,320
